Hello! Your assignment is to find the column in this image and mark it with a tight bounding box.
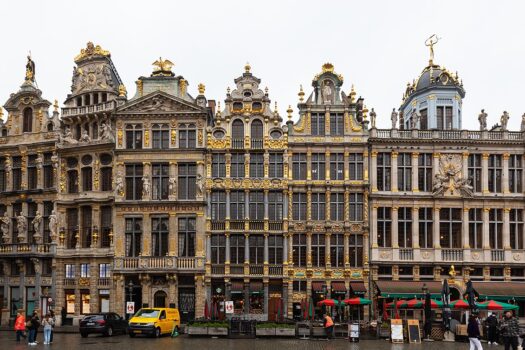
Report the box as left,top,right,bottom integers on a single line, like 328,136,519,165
283,233,288,263
482,208,490,249
363,150,369,182
412,207,419,248
503,208,511,250
344,232,350,267
225,233,231,264
306,148,312,181
344,149,350,181
264,233,269,264
169,213,177,256
370,151,377,191
392,207,399,248
37,152,44,189
371,206,378,248
306,231,312,266
142,213,151,256
244,233,250,263
244,153,250,179
206,234,211,264
325,231,331,268
433,208,441,249
288,233,293,265
225,189,231,229
325,150,330,180
412,152,419,192
482,153,489,194
391,151,398,192
503,153,510,193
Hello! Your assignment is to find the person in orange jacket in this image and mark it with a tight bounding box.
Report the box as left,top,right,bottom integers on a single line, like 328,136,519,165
323,313,334,340
14,311,27,342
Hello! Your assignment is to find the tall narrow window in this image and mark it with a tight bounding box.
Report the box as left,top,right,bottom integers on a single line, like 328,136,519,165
419,109,428,129
231,120,244,149
27,203,37,244
211,191,226,220
249,153,264,178
349,153,364,180
178,163,196,200
12,156,22,191
152,124,169,149
439,208,462,248
250,120,263,149
509,155,523,193
311,113,325,136
311,153,325,180
230,153,245,178
311,193,325,220
330,193,344,221
292,193,307,221
468,154,482,192
418,153,432,192
349,234,363,267
43,202,53,243
269,153,283,178
100,206,112,248
81,167,92,191
249,191,264,220
349,192,363,221
268,192,283,221
377,153,391,191
125,164,143,200
230,191,245,220
419,208,433,248
125,124,142,149
178,217,196,257
398,207,412,248
397,153,412,191
330,234,344,267
445,106,453,129
67,170,78,194
292,153,307,180
469,208,483,249
230,235,245,264
488,155,502,193
510,209,523,250
43,153,53,189
311,233,325,267
23,108,33,133
293,233,307,267
152,163,169,200
179,123,196,149
81,206,92,248
0,157,6,192
330,153,344,180
377,207,391,247
268,235,283,264
212,154,226,177
489,209,503,250
330,113,344,136
210,235,226,264
249,235,264,264
125,218,142,257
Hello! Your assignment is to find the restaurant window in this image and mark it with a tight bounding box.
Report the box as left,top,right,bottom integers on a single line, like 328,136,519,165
292,153,307,180
377,153,391,191
125,218,142,257
468,154,482,193
439,208,462,248
152,217,169,256
488,155,502,193
398,207,412,248
469,208,483,249
293,233,307,267
125,164,143,200
311,153,325,180
178,163,196,200
178,217,195,257
65,291,75,314
419,208,433,249
510,209,524,250
311,233,325,267
292,192,306,221
377,207,391,247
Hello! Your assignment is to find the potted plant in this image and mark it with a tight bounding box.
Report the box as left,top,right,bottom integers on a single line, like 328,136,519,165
187,320,229,336
256,322,296,337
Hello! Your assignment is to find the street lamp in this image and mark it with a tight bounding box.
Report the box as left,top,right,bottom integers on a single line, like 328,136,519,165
127,281,134,320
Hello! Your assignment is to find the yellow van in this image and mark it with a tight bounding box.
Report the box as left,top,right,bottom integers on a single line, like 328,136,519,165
128,307,180,338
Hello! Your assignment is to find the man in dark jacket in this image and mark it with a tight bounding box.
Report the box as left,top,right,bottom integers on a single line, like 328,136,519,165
500,311,520,350
27,311,40,346
486,313,499,345
468,315,483,350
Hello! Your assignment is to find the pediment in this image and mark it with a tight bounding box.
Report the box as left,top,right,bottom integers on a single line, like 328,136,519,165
116,91,204,114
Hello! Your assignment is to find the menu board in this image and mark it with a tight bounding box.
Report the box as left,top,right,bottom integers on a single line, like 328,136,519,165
407,320,421,343
391,319,404,342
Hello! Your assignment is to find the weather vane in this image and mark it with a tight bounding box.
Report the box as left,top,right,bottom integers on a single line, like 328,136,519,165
425,34,440,65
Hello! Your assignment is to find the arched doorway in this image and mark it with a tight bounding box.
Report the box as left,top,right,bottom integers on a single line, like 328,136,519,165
450,286,461,301
154,291,167,308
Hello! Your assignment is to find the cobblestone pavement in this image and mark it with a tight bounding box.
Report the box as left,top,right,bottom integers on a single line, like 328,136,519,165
0,332,477,350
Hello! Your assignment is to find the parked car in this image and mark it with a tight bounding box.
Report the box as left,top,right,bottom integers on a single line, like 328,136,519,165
128,308,180,337
79,313,128,337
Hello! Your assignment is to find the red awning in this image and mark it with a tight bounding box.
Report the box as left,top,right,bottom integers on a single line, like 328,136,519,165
250,281,263,292
312,281,325,292
350,282,367,294
231,281,244,292
331,281,346,293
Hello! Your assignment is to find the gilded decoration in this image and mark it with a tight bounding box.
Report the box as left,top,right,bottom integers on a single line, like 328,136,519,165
198,129,203,146
74,42,110,62
117,128,123,147
433,153,473,197
264,136,287,149
208,136,230,149
293,114,306,133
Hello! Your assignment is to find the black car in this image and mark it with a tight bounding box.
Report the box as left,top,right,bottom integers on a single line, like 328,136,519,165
79,313,128,337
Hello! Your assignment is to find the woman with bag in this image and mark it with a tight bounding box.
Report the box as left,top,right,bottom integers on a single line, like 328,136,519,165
14,311,27,342
42,314,54,345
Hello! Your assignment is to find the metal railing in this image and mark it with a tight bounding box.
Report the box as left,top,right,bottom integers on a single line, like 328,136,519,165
268,221,283,231
399,248,413,260
211,221,225,230
251,139,263,149
211,265,225,275
268,264,283,276
232,139,244,149
230,264,244,275
249,264,264,276
249,220,264,231
230,220,245,230
441,249,463,261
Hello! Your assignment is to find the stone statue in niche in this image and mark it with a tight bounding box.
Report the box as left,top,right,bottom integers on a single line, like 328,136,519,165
48,210,58,242
391,108,398,129
169,178,177,198
32,211,43,242
196,174,204,198
521,113,525,132
114,171,124,196
16,213,28,242
60,126,78,145
79,129,91,143
100,122,115,142
142,176,151,199
321,80,334,104
369,108,377,128
410,110,421,129
500,111,509,131
478,109,488,131
0,212,10,243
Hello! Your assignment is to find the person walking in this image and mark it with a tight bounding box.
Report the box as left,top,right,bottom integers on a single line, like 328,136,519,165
323,313,334,340
14,311,27,342
486,312,499,345
49,310,56,343
27,311,40,346
500,311,520,350
42,314,54,345
468,314,483,350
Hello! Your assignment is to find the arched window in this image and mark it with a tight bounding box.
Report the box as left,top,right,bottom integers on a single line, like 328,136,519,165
47,122,54,132
251,119,263,149
232,119,244,149
1,127,7,137
23,108,33,133
178,123,196,149
92,122,98,140
125,124,143,149
152,123,169,149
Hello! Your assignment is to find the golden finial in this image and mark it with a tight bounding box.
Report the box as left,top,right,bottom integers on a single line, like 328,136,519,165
74,42,111,63
198,83,205,94
118,84,127,97
0,108,3,120
287,105,293,120
53,99,59,112
350,84,356,103
179,78,187,96
322,63,334,73
362,105,369,120
298,85,305,102
244,62,251,73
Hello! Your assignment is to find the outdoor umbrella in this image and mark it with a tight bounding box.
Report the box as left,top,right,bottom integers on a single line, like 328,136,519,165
302,298,307,321
382,299,389,321
394,298,400,319
344,297,372,305
477,300,519,311
442,279,451,331
317,299,343,307
309,296,315,321
407,298,444,309
450,299,471,309
386,299,407,309
204,299,210,320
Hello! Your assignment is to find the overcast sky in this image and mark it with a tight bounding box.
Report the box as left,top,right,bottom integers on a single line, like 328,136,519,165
1,0,524,130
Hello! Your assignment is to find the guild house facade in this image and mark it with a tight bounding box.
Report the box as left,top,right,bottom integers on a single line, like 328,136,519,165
0,40,524,325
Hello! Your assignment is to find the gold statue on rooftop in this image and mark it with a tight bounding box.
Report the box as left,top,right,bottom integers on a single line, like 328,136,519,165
152,57,174,76
425,34,440,65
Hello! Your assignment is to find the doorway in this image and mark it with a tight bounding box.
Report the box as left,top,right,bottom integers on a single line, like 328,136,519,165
154,291,167,308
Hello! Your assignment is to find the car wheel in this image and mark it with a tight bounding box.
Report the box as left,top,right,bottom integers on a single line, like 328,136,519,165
128,332,135,338
80,332,88,338
155,327,161,338
106,326,113,337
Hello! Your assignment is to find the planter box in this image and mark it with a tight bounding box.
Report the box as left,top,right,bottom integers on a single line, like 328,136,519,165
275,327,296,337
187,326,208,335
256,328,276,336
208,327,228,336
312,326,326,337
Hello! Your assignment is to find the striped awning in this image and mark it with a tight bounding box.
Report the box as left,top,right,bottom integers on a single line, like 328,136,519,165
250,281,263,293
350,282,367,295
375,280,441,298
312,281,326,292
331,281,346,293
231,281,244,293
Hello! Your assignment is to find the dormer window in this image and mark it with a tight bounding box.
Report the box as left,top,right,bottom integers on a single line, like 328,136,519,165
23,107,33,133
233,102,243,111
252,102,262,111
243,91,252,98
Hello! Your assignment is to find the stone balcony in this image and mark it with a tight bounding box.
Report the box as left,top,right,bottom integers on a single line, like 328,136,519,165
374,247,523,264
370,128,524,142
61,100,120,118
113,256,205,273
0,243,56,257
210,263,284,277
